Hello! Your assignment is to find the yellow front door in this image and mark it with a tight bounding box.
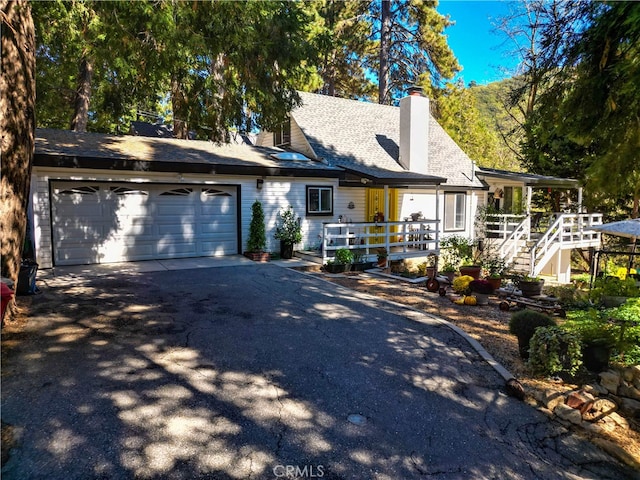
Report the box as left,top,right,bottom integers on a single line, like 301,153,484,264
365,188,399,245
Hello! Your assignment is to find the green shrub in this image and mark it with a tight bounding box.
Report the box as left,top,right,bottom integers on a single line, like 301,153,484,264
543,284,590,309
562,309,617,347
528,326,583,377
564,301,640,367
334,248,354,264
590,276,640,303
247,200,267,252
509,309,557,359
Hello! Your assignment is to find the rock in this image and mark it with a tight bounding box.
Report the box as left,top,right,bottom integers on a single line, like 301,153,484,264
630,364,640,382
582,382,608,397
618,383,640,401
582,397,618,423
566,390,595,414
505,378,525,400
622,366,635,383
599,370,620,394
617,397,640,419
554,404,583,425
544,389,566,411
591,438,640,470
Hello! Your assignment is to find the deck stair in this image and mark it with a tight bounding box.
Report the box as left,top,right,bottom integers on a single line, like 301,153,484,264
497,213,603,279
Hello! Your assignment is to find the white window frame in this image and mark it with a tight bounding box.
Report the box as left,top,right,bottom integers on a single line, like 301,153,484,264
444,192,466,231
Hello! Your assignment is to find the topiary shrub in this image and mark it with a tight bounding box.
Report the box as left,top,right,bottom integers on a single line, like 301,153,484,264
528,326,583,377
247,200,267,252
508,309,556,359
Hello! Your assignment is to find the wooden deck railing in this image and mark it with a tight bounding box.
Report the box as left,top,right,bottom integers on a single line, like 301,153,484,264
322,220,440,264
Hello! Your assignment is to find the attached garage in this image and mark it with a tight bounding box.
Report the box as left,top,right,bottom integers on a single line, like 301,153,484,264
31,128,344,269
51,181,239,265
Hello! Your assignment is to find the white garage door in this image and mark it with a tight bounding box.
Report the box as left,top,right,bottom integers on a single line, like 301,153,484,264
51,181,238,265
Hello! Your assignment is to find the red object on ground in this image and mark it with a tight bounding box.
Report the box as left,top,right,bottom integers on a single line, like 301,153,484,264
1,282,14,320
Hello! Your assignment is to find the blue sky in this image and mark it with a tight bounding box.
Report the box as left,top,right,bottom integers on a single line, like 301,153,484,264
437,0,520,85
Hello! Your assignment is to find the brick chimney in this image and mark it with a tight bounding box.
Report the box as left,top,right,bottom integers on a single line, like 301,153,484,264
399,86,429,174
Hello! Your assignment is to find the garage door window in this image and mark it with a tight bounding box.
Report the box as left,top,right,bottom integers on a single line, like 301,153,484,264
160,187,192,196
307,186,333,216
110,186,148,196
203,188,232,197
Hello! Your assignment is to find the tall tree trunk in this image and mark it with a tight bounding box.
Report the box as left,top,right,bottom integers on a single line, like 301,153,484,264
0,0,36,321
208,52,228,143
171,73,188,139
70,55,93,132
378,0,391,105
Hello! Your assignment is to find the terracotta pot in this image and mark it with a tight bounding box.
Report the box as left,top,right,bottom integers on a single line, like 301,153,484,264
487,277,502,291
459,266,481,280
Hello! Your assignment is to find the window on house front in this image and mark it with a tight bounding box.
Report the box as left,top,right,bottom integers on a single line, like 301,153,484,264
444,193,466,231
306,186,333,216
273,118,291,147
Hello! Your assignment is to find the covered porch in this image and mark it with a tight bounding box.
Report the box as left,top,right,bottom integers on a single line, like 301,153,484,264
304,167,446,265
477,168,603,281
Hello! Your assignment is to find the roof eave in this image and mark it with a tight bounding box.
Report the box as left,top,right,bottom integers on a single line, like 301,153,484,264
33,153,345,179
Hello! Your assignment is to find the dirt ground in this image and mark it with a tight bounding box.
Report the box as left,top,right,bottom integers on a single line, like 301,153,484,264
296,267,640,468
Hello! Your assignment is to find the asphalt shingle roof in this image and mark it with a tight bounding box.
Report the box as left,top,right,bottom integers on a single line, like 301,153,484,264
292,92,484,188
34,128,342,175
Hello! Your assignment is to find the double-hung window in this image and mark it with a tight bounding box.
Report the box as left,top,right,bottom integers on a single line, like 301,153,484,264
444,192,466,231
306,186,333,216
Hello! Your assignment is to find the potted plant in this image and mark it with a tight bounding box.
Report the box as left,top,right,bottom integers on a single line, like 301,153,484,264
376,247,388,268
244,200,270,262
452,275,474,296
324,247,353,273
351,249,368,271
440,235,472,272
439,261,457,282
564,309,617,372
441,235,481,279
592,276,640,308
482,255,507,290
516,275,544,298
469,279,494,305
274,205,302,259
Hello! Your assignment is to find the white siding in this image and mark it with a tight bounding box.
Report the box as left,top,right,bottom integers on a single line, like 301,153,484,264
32,168,360,266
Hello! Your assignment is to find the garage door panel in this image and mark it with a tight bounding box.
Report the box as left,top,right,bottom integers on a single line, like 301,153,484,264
52,181,238,265
156,205,197,217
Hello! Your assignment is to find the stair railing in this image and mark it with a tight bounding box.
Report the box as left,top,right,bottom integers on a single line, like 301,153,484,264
499,216,531,267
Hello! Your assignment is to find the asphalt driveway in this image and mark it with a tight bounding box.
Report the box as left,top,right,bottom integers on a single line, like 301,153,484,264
1,263,637,479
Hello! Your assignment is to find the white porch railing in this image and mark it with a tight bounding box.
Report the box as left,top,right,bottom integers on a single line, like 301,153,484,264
485,214,527,240
529,213,603,276
322,220,440,264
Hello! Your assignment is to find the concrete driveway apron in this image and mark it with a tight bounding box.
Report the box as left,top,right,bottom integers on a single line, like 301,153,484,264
2,264,637,479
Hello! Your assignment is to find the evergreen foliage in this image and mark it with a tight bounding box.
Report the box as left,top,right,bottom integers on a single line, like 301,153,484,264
247,200,267,253
508,309,556,359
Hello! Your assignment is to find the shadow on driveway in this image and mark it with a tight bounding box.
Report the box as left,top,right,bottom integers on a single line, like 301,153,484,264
2,265,637,479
